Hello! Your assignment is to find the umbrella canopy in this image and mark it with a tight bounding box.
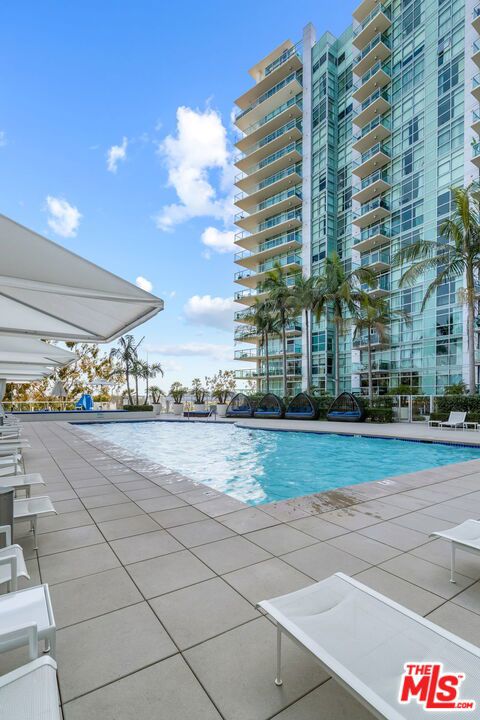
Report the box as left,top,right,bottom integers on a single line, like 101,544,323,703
0,214,164,342
50,380,67,397
0,336,76,367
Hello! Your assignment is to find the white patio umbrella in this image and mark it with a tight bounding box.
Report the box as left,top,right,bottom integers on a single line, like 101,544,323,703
0,214,164,342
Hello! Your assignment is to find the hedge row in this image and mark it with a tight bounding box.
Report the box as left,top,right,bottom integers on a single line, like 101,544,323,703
436,396,480,413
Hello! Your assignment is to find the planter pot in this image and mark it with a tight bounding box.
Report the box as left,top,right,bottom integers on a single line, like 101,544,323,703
216,404,227,418
152,404,162,416
172,403,184,416
193,404,206,412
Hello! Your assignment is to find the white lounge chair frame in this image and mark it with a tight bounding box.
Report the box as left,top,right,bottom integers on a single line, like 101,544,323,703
428,411,469,429
0,525,29,591
0,584,56,659
430,519,480,583
0,656,60,720
14,496,56,549
258,572,480,719
0,470,45,497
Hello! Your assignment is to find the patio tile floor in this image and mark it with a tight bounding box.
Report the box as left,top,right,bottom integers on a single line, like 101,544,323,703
3,417,480,718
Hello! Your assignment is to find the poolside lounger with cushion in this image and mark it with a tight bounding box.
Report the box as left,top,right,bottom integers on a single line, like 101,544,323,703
0,584,56,660
0,525,29,592
0,455,23,474
428,411,468,429
0,656,60,720
430,519,480,583
258,572,480,718
0,469,45,497
14,496,56,550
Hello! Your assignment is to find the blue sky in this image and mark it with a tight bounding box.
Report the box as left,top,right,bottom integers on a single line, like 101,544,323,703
0,0,356,391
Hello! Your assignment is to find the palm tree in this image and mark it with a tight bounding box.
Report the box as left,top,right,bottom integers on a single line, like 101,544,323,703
138,360,164,404
243,299,280,394
292,275,321,393
315,252,375,396
109,335,143,404
352,293,410,401
394,184,480,394
262,264,296,397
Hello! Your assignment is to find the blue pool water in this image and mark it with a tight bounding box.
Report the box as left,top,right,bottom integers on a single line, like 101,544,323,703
82,422,480,505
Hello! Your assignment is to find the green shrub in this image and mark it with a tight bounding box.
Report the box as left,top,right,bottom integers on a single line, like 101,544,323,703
124,405,153,412
365,407,394,423
436,395,480,413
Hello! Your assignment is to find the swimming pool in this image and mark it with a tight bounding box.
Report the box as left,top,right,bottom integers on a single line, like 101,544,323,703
81,422,480,505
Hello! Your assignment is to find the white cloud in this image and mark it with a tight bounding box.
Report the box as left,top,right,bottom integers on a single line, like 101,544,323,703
45,196,81,238
0,131,6,147
107,136,128,173
147,342,231,361
135,276,153,293
201,227,235,255
184,294,234,331
154,106,234,232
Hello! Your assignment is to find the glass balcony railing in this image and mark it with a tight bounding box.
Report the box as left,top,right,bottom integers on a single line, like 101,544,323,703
257,252,302,274
473,74,480,93
358,223,391,243
234,231,302,263
353,33,391,66
235,342,302,360
357,197,390,217
355,88,390,116
473,108,480,127
236,142,302,182
258,209,302,233
234,308,252,321
235,71,303,122
353,115,391,142
234,188,302,224
234,269,254,282
362,274,390,293
474,3,480,21
264,40,302,77
354,61,391,90
360,249,390,267
354,142,390,168
353,3,391,38
236,119,302,163
354,169,391,193
473,142,480,160
258,162,302,191
242,95,303,137
474,39,480,56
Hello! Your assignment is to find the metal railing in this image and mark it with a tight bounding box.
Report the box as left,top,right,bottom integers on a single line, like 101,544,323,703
242,95,303,138
360,248,390,267
355,88,390,117
353,3,391,39
264,40,302,77
354,60,391,90
354,142,390,168
354,168,391,194
353,115,392,142
235,71,302,122
234,231,302,262
353,33,391,66
358,222,391,243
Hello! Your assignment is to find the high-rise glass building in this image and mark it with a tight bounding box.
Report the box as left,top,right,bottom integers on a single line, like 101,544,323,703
234,0,479,397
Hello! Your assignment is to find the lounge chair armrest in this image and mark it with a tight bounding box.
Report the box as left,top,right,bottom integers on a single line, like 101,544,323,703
0,524,12,545
0,552,17,580
0,622,38,660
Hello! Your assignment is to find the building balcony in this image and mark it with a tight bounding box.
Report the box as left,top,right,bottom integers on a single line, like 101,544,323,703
473,3,480,34
352,360,391,373
354,223,391,252
234,308,253,324
234,164,302,211
234,209,302,250
473,109,480,136
473,74,480,103
352,197,390,229
235,44,302,114
360,248,390,273
235,142,302,193
474,39,480,69
234,231,302,269
473,142,480,169
235,72,303,132
353,88,391,128
235,119,302,172
234,275,297,305
362,273,390,298
234,188,302,232
234,363,302,379
235,97,303,153
352,3,391,51
352,142,390,179
353,331,387,349
352,169,392,204
234,343,302,362
353,33,391,77
352,116,391,153
352,62,391,103
353,0,387,23
234,252,302,288
234,321,302,344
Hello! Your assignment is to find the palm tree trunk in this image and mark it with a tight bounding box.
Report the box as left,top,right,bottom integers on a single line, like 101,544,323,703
134,374,139,405
335,322,340,397
265,332,270,394
145,375,149,405
466,265,477,394
125,367,133,405
367,329,373,402
281,312,288,398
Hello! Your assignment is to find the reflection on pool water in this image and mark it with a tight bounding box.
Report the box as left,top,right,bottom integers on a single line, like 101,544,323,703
82,421,480,505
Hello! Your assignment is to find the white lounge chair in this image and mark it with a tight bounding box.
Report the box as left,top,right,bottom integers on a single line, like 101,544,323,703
258,573,480,717
0,656,60,720
428,411,468,429
14,497,56,550
430,519,480,583
0,584,56,659
0,525,29,592
0,468,45,497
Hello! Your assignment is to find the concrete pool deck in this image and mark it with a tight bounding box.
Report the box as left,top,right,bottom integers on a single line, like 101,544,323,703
3,417,480,718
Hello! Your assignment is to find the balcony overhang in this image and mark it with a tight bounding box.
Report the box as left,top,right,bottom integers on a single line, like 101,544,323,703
474,47,480,69
473,12,480,34
235,79,303,132
352,176,391,204
353,205,390,229
353,0,387,23
235,170,303,212
472,153,480,169
367,286,390,298
353,96,391,128
352,67,391,103
364,258,390,273
235,103,303,153
352,149,390,179
473,115,480,136
235,194,302,231
353,11,391,51
235,54,302,110
473,83,480,104
353,41,391,78
234,290,267,306
352,122,391,153
236,238,302,269
235,216,302,250
235,148,302,193
354,230,390,253
235,258,302,289
235,125,302,172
